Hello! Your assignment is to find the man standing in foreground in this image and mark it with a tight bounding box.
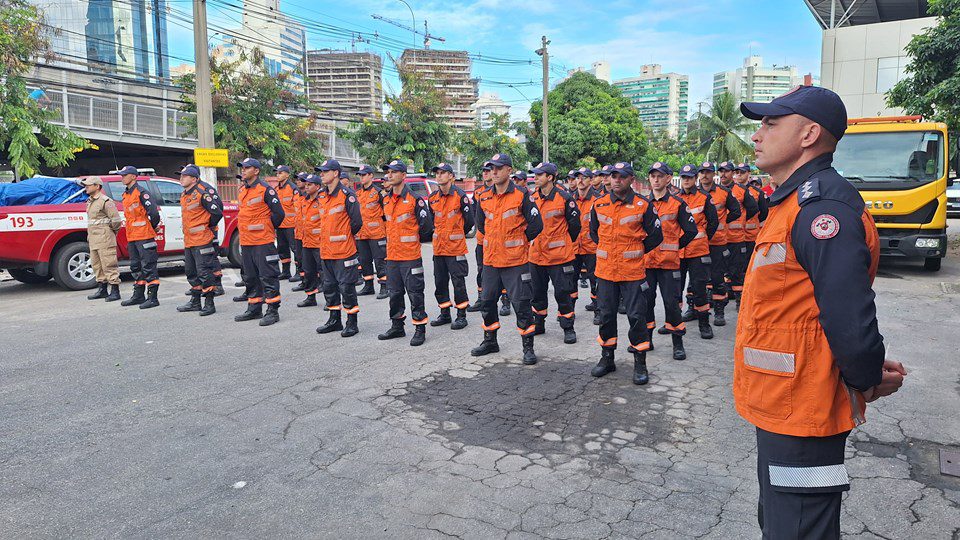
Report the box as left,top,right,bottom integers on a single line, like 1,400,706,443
735,85,905,538
118,165,162,308
176,165,223,316
83,176,123,301
428,162,474,330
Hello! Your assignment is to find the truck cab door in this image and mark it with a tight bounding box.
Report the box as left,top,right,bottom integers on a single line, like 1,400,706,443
151,180,185,252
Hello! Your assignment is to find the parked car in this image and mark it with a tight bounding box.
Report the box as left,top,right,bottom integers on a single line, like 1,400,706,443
947,178,960,218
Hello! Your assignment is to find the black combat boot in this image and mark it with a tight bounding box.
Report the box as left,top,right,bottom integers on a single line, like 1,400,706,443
657,324,670,335
584,299,597,311
199,292,216,316
259,303,280,326
122,284,146,306
234,279,244,287
410,324,426,346
713,304,726,327
672,334,686,360
184,288,193,296
234,303,263,322
139,284,159,309
289,272,302,283
560,317,576,344
177,291,202,312
633,352,650,385
376,282,389,299
341,313,359,337
592,311,601,325
591,348,616,377
316,310,343,334
104,284,121,302
431,307,452,327
533,314,546,336
618,296,627,314
698,312,714,340
451,308,468,330
579,277,588,289
521,335,537,365
470,330,499,356
291,281,305,292
278,262,291,280
378,319,405,340
233,292,249,302
214,276,225,296
681,297,696,322
499,294,511,316
466,299,483,312
357,280,375,296
297,294,317,308
88,283,108,300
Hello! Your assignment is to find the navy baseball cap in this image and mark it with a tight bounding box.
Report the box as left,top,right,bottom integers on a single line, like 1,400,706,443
431,162,454,174
118,165,138,176
530,162,558,176
274,164,292,173
577,167,594,178
740,85,848,141
648,161,673,176
237,157,261,169
357,165,375,175
592,169,602,176
339,171,350,179
567,169,577,179
179,164,201,177
678,164,698,178
697,161,715,173
481,161,493,171
316,159,341,172
598,165,613,176
304,174,322,185
382,159,407,172
488,153,512,167
717,161,735,171
735,162,751,172
511,170,528,181
611,162,634,176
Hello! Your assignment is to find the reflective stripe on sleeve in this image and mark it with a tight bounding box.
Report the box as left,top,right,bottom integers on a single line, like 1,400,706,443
688,206,704,214
619,215,639,225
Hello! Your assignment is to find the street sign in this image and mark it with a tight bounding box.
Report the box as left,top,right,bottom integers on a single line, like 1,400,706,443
194,148,229,168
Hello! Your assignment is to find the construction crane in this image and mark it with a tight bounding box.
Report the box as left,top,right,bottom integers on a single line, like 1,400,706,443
371,14,446,49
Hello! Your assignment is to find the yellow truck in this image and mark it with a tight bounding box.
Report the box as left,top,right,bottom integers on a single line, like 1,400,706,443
833,116,954,271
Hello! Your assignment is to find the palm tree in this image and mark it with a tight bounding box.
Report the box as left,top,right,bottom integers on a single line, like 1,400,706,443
687,91,754,162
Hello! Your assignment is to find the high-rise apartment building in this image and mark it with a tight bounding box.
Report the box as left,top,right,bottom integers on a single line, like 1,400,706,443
304,50,383,120
471,93,511,129
613,64,689,138
713,56,803,105
218,0,306,93
398,49,479,131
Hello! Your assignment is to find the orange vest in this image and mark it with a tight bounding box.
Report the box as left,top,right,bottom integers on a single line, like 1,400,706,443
384,187,425,261
725,182,748,243
574,188,598,255
478,183,534,268
733,190,880,437
593,192,652,282
293,191,305,240
429,186,470,257
474,185,489,245
645,194,684,270
356,184,386,240
744,184,763,242
301,193,323,249
121,184,157,242
529,187,576,266
318,184,357,260
181,183,216,247
678,189,711,259
277,181,297,229
705,184,731,246
238,180,276,246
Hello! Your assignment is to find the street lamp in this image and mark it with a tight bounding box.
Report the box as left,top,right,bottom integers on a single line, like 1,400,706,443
395,0,416,48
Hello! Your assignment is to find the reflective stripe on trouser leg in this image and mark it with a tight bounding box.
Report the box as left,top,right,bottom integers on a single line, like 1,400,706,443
403,259,428,324
250,243,281,303
623,279,650,352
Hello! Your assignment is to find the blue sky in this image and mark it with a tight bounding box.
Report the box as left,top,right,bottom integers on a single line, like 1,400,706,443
167,0,825,121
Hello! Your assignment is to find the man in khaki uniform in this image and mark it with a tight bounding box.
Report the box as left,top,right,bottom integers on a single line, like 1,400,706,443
82,176,123,301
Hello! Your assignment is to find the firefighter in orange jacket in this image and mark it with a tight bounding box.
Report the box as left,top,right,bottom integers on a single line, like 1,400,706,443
589,162,663,385
736,86,905,538
273,165,299,281
528,161,581,344
378,159,434,346
296,174,325,309
175,165,223,316
736,162,769,277
234,158,286,326
118,165,162,308
354,164,388,299
467,163,494,312
717,160,759,307
428,162,474,330
571,169,601,325
698,161,742,327
677,164,720,339
291,172,309,291
643,162,698,360
470,153,543,365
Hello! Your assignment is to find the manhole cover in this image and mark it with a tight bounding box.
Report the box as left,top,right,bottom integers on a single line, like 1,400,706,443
940,449,960,477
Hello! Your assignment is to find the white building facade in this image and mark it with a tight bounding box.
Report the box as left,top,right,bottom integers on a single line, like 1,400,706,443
471,93,511,129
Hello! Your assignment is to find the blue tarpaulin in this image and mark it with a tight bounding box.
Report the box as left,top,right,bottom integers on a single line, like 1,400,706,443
0,177,88,206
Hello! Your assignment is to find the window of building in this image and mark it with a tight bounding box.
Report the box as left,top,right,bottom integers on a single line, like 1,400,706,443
876,56,907,94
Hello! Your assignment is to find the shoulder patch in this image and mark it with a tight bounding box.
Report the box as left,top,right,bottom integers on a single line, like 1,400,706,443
268,189,276,196
209,188,216,194
204,195,212,201
417,199,425,207
798,178,821,205
811,213,840,239
348,195,356,203
142,193,150,199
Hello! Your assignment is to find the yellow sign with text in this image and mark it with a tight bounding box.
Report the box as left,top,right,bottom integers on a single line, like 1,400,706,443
193,148,229,168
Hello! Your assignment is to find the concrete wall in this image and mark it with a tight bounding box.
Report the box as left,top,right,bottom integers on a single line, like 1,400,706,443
821,17,935,118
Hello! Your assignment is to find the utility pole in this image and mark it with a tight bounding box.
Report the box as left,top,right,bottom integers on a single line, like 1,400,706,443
536,35,550,162
193,0,217,187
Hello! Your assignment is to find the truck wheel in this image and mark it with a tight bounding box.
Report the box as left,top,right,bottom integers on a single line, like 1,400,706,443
227,232,242,268
923,257,942,272
52,241,97,290
8,268,52,284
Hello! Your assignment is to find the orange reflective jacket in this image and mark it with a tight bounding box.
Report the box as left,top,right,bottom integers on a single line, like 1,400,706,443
181,181,222,247
384,186,433,261
529,186,580,266
356,183,386,240
590,191,662,282
645,193,694,270
238,180,283,246
474,185,489,245
573,188,599,255
704,184,734,246
318,182,362,260
477,182,543,268
293,191,305,240
678,189,714,259
122,184,159,242
429,185,474,257
276,180,298,229
725,183,748,243
301,193,324,249
745,184,764,242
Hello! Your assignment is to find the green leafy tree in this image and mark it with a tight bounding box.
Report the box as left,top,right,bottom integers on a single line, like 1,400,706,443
1,0,90,178
176,47,325,172
338,70,451,173
641,128,706,171
526,72,647,171
453,113,529,176
687,91,754,162
888,0,960,160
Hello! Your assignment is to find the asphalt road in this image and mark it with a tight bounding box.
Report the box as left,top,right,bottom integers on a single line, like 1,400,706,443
1,236,959,539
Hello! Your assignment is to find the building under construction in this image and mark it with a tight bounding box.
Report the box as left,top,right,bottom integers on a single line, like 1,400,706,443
398,49,479,131
305,50,384,120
